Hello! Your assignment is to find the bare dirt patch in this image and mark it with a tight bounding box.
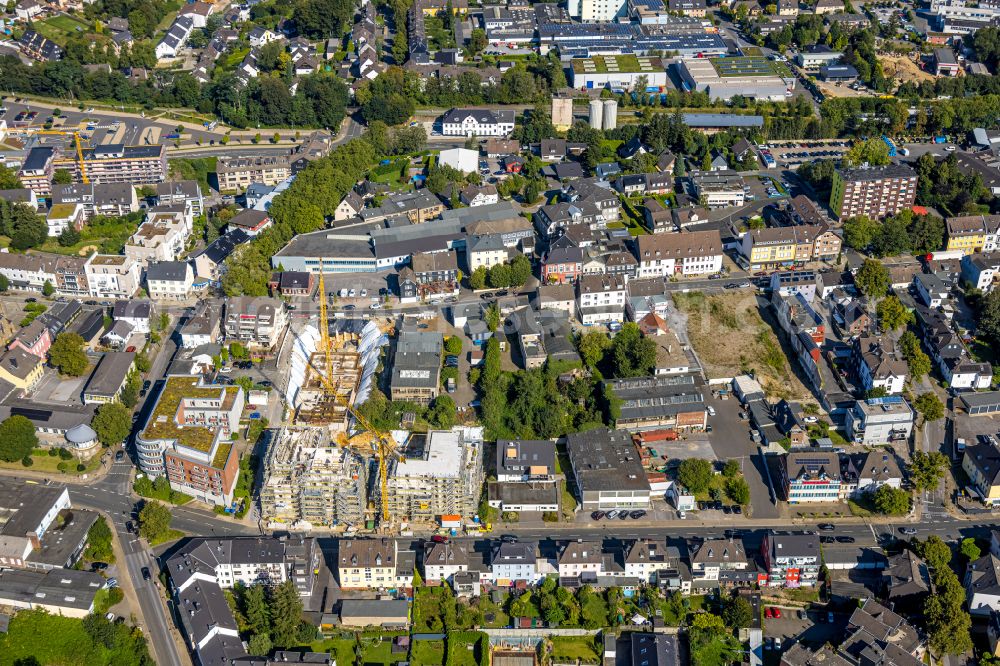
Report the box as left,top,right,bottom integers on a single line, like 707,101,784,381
879,55,935,85
671,290,812,400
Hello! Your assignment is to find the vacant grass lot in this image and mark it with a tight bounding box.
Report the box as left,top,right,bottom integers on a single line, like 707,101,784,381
0,609,151,665
0,448,102,476
550,636,600,664
34,14,90,44
672,290,811,400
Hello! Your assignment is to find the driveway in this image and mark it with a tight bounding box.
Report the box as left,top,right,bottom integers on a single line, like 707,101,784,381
707,392,781,519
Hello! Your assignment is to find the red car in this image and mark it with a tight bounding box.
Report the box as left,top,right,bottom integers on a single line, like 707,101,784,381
764,608,774,619
771,607,782,618
430,535,449,543
126,345,136,352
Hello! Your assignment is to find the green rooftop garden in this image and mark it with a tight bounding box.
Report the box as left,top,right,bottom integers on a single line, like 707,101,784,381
571,54,657,74
142,376,231,453
212,442,234,469
710,56,792,79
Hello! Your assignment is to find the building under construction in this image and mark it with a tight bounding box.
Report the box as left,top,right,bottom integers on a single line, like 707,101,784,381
260,427,369,528
383,427,484,524
295,330,362,428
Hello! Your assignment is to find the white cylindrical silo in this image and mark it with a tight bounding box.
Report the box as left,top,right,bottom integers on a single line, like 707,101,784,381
602,99,618,131
588,99,603,130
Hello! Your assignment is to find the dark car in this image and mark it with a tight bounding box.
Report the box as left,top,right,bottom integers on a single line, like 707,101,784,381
125,521,135,533
629,510,646,519
820,535,835,544
818,523,836,531
259,380,272,387
343,304,356,310
591,511,605,521
732,505,742,514
618,511,629,520
722,505,732,514
500,534,518,543
141,567,151,581
835,536,855,544
142,380,151,391
91,562,109,571
25,297,36,303
115,450,125,462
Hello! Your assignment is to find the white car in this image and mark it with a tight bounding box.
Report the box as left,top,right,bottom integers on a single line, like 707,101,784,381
944,145,957,152
707,405,716,416
803,415,818,423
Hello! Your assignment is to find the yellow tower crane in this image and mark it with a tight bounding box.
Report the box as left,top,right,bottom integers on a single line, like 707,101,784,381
315,258,400,526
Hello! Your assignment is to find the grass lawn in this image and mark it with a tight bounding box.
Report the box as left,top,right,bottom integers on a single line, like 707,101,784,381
580,592,609,627
133,479,194,505
34,13,90,44
413,586,456,632
425,15,456,50
0,448,102,476
169,157,217,196
35,212,141,256
780,587,821,603
550,636,600,664
311,637,356,665
361,638,408,665
155,0,183,33
148,527,185,546
411,639,445,665
0,608,150,665
446,633,483,666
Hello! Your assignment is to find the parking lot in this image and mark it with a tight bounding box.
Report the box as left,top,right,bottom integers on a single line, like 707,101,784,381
768,142,851,168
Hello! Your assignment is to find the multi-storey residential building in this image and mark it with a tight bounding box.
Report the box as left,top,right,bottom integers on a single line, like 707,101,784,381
45,203,85,237
962,251,1000,291
634,230,724,278
384,427,484,523
467,234,509,272
216,154,292,191
577,273,627,325
49,145,167,186
390,329,442,405
360,190,445,225
782,450,842,503
963,439,1000,507
0,347,44,391
135,375,243,505
622,540,684,585
740,224,841,271
829,164,917,220
854,334,907,395
112,299,152,335
338,539,398,589
124,209,190,265
85,254,141,299
155,180,204,218
8,320,52,358
558,541,604,580
566,427,651,511
167,536,320,666
762,531,820,587
146,261,194,300
423,541,469,583
441,108,516,137
179,301,221,348
17,146,56,196
223,297,287,354
491,541,540,584
845,396,914,445
542,236,585,284
689,538,753,585
567,0,625,21
946,214,1000,254
51,182,139,220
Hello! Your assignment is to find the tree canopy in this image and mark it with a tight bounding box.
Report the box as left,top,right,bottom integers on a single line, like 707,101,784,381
0,415,37,462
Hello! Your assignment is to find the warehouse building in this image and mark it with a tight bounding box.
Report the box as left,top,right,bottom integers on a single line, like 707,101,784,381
678,56,794,101
570,54,668,91
959,391,1000,415
566,427,651,510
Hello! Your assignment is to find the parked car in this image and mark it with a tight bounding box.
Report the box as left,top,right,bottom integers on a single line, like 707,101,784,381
629,510,646,519
607,510,619,519
899,527,918,535
115,450,124,462
835,536,855,543
818,523,836,531
430,535,449,543
591,511,605,520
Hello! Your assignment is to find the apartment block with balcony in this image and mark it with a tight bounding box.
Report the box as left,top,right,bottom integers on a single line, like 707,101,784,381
216,154,292,191
845,395,914,445
136,375,243,505
782,450,842,503
84,254,141,299
577,273,627,325
762,531,820,587
124,209,190,266
223,296,287,354
829,164,917,220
